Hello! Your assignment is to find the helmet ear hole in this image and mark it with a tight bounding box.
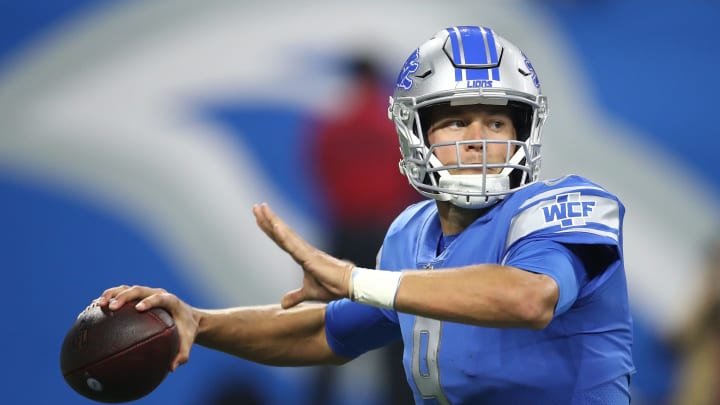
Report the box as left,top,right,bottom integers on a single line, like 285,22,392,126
509,157,527,188
424,172,440,189
417,105,437,145
508,101,533,142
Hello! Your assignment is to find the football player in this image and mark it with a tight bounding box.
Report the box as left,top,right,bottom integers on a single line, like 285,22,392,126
99,26,635,404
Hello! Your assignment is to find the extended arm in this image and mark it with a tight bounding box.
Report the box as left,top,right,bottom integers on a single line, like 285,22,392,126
395,265,559,329
254,203,560,331
195,303,348,366
97,287,348,370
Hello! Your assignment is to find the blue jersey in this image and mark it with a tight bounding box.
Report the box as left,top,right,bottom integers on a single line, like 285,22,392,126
324,175,635,404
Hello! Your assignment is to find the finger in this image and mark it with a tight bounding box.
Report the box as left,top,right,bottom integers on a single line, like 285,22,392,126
256,203,294,239
170,341,191,371
254,203,292,242
253,203,292,247
109,285,164,311
258,204,312,264
132,290,171,312
254,203,302,256
252,204,275,240
96,285,131,306
281,288,305,309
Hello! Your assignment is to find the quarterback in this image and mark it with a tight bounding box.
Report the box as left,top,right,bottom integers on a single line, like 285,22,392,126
99,26,635,404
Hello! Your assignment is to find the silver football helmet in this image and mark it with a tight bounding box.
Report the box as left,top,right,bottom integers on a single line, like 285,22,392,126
389,26,549,209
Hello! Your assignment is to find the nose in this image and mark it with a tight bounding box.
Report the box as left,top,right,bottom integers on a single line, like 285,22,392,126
463,121,485,149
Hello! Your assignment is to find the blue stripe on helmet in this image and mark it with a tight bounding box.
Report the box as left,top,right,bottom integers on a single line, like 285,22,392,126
483,27,501,81
447,27,463,81
446,26,501,82
459,26,489,81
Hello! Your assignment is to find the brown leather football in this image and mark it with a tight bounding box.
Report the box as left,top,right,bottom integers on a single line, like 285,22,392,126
60,300,179,403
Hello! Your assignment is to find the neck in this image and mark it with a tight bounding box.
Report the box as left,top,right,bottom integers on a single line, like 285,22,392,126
436,201,488,235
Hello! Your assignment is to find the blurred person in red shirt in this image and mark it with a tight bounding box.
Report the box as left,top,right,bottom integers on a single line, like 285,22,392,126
309,55,419,262
303,55,419,405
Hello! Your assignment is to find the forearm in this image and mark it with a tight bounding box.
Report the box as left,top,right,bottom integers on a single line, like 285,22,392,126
194,303,347,366
392,265,558,329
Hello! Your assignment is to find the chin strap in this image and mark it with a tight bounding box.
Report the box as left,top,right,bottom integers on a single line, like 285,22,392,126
433,146,526,209
439,174,508,208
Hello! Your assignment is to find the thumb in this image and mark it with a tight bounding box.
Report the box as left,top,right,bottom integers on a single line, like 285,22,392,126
281,288,305,309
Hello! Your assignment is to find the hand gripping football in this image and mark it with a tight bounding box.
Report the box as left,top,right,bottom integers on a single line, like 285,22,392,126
60,300,180,403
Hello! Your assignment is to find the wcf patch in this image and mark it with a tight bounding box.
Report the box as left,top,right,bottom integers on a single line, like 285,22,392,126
542,192,595,228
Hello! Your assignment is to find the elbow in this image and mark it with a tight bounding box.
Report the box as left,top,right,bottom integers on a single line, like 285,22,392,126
517,275,559,330
522,305,554,330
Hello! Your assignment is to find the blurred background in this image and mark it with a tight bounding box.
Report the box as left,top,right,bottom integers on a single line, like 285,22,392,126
1,0,719,404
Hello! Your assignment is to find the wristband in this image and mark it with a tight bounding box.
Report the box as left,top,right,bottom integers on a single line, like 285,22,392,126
349,267,403,309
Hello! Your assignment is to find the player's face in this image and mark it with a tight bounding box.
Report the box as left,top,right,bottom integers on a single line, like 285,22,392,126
426,104,517,174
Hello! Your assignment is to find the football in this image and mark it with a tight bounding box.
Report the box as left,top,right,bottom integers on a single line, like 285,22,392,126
60,300,180,403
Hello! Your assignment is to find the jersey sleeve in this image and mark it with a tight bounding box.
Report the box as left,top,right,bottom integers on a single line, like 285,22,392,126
506,180,624,250
324,298,400,359
504,239,584,315
503,177,625,311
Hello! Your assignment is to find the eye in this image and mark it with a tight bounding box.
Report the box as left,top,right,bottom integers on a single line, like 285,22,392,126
429,118,465,134
489,120,504,130
487,115,513,131
446,119,466,129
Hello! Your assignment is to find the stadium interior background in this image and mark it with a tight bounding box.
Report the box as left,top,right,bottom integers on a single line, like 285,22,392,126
1,1,718,404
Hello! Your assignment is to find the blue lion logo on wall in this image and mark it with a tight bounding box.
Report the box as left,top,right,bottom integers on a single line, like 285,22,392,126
396,49,420,90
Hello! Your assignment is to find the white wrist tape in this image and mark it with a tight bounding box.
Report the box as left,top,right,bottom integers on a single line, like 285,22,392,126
349,267,402,309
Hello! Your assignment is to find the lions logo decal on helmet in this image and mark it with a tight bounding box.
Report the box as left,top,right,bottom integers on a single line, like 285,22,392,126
396,49,420,91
